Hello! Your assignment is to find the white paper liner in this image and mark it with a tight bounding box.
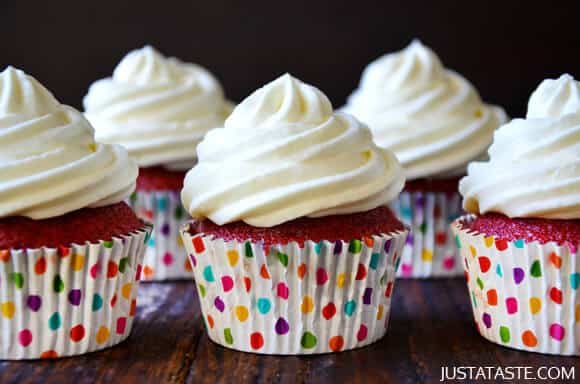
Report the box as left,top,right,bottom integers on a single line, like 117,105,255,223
180,225,408,355
451,215,579,356
390,191,463,278
129,190,191,281
0,226,151,360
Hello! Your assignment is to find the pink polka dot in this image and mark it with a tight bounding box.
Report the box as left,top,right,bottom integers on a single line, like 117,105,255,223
505,297,518,314
316,268,328,285
116,317,127,334
18,329,33,347
549,323,565,341
401,264,412,276
221,276,234,292
357,324,368,341
162,252,174,266
277,282,289,300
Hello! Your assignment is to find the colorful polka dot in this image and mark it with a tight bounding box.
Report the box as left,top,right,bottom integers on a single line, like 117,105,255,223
357,324,368,342
301,331,317,349
549,323,565,341
48,312,62,331
1,302,15,319
203,266,215,282
549,287,563,304
224,328,234,345
227,250,239,266
522,330,537,347
301,296,314,314
68,289,82,306
499,326,510,343
221,276,234,292
529,297,542,314
322,302,336,320
27,296,42,312
257,298,271,314
277,252,289,267
530,260,542,277
250,332,264,350
505,297,518,314
275,317,290,335
277,282,289,300
70,324,86,342
329,336,344,352
96,326,110,344
235,306,249,322
344,300,356,317
214,297,225,312
19,329,33,347
316,268,328,285
478,256,491,273
512,268,524,285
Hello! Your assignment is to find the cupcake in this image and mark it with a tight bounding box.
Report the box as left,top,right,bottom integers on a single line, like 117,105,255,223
0,67,150,359
453,74,579,355
179,74,408,354
84,46,232,281
344,40,507,278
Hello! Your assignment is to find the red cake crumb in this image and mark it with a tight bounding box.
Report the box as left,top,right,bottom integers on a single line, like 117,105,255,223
0,203,146,249
189,206,405,248
462,213,580,245
404,177,461,193
136,166,187,192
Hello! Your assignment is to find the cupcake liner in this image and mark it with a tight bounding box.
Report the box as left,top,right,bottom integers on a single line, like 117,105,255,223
180,225,408,355
129,190,192,281
0,226,151,360
451,215,579,356
390,191,463,278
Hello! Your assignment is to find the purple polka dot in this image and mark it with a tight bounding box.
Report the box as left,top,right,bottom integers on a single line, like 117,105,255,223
363,288,372,305
275,317,289,335
513,268,525,284
333,240,343,255
384,239,392,253
415,195,425,207
27,295,42,312
190,254,197,267
482,313,492,328
161,223,171,236
405,233,414,245
68,289,82,306
214,297,225,312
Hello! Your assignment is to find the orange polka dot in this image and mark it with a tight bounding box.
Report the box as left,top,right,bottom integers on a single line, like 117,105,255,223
184,259,193,272
0,250,10,262
297,263,307,279
96,326,110,344
329,336,344,352
364,237,374,247
522,330,538,347
40,350,59,359
35,257,47,275
486,289,498,306
260,264,270,279
549,252,562,269
143,265,154,279
207,315,214,329
130,299,137,317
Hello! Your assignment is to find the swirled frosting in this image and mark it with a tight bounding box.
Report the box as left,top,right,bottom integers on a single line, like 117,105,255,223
83,46,232,169
181,74,405,227
0,67,138,219
344,40,507,180
460,74,580,219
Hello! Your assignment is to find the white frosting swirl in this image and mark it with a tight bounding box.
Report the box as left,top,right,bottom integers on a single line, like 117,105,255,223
0,67,138,219
83,46,232,168
181,74,405,227
344,40,507,180
460,74,580,219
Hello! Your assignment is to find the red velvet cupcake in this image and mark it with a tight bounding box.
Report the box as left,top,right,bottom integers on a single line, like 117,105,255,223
180,75,408,354
453,74,580,356
84,46,233,281
0,67,150,360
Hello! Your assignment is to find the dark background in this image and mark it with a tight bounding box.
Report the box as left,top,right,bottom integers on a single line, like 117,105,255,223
1,0,578,117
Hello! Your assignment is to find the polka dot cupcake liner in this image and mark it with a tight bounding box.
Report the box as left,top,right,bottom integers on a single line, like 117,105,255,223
391,191,464,278
0,225,151,360
180,224,408,355
129,190,192,281
452,216,579,356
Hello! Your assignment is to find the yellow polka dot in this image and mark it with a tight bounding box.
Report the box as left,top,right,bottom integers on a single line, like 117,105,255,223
474,109,483,118
227,250,239,267
71,254,85,271
88,143,97,152
121,283,133,300
469,245,477,258
484,237,494,248
176,235,184,248
337,273,346,288
96,326,110,344
529,297,542,315
575,304,580,323
1,302,15,319
377,304,384,320
421,249,433,261
301,296,314,314
235,305,249,322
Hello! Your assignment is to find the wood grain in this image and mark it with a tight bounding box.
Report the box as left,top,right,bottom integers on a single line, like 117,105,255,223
0,279,576,384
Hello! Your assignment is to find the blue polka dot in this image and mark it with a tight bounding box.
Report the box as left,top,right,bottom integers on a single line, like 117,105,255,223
156,196,168,211
257,298,271,314
344,300,356,316
369,253,380,270
203,266,215,282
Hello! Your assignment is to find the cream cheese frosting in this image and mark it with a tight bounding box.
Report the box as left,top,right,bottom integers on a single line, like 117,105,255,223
460,74,580,219
344,40,507,180
181,74,405,227
0,67,138,219
83,46,232,169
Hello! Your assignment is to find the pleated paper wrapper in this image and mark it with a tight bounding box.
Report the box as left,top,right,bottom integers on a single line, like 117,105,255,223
452,216,579,356
180,225,408,355
130,190,192,281
390,191,464,278
0,226,151,360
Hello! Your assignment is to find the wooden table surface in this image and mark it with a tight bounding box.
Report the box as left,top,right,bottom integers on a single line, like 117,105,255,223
0,278,576,384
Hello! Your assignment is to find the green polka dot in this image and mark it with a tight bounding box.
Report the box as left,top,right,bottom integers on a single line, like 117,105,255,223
369,253,380,270
203,266,215,282
48,312,61,330
455,235,461,249
92,294,103,312
257,298,271,314
476,277,484,290
129,192,137,204
198,284,206,298
244,242,253,258
344,300,356,316
277,252,288,267
118,257,129,274
380,275,387,286
419,222,427,234
9,272,24,289
174,206,185,220
224,328,234,345
53,275,64,293
300,331,317,349
103,240,114,249
499,326,510,343
144,231,151,244
348,240,362,253
530,260,542,278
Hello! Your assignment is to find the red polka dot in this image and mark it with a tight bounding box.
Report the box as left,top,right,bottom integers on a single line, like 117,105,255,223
486,289,498,306
110,294,117,308
355,264,367,280
385,282,393,298
57,245,70,258
243,277,252,292
495,239,508,251
35,257,47,275
18,329,33,347
192,236,205,253
207,315,214,329
316,268,328,285
357,324,368,341
70,325,86,342
550,287,563,304
250,332,264,350
435,232,446,245
116,317,127,334
130,299,137,316
478,256,491,273
329,336,344,352
40,350,59,359
107,261,119,278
